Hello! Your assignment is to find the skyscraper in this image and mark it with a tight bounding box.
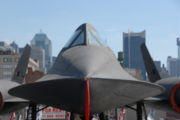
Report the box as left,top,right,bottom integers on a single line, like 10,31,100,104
167,56,180,77
30,46,46,72
154,61,161,72
177,38,180,59
31,32,52,71
160,64,169,78
10,41,19,53
123,30,146,80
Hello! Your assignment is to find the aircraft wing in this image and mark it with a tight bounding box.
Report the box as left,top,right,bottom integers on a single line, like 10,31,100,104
9,74,164,114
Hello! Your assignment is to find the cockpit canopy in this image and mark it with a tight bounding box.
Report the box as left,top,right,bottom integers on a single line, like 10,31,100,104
63,23,105,49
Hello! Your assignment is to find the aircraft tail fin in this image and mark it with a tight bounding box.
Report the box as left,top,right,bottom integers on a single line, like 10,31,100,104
11,44,31,84
141,43,161,82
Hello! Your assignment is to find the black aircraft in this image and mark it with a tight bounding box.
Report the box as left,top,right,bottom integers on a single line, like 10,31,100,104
9,24,164,120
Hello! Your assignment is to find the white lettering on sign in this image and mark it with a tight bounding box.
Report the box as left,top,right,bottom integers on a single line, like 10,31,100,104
41,107,66,119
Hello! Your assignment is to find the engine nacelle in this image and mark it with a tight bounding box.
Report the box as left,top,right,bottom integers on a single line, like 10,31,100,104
0,80,20,114
148,78,180,114
170,83,180,113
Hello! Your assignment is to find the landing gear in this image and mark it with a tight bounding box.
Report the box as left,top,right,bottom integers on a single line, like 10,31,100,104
26,102,37,120
99,112,105,120
70,112,74,120
126,101,147,120
26,102,48,120
137,102,147,120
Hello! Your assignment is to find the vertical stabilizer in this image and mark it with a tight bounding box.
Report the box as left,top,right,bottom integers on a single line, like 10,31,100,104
11,45,31,84
140,43,161,82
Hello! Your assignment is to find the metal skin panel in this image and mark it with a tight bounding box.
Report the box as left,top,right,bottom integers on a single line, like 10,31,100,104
10,78,86,114
49,45,138,80
9,44,164,114
89,78,163,113
9,77,163,114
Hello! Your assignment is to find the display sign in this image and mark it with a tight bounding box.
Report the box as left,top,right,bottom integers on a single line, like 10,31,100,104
41,107,66,119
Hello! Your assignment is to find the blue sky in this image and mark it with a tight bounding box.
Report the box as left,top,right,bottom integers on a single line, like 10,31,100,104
0,0,180,65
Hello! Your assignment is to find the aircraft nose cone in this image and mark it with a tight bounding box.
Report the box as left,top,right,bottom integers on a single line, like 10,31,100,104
49,45,137,80
49,45,121,78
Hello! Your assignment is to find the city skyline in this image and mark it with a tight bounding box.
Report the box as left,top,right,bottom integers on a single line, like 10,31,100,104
0,0,180,65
